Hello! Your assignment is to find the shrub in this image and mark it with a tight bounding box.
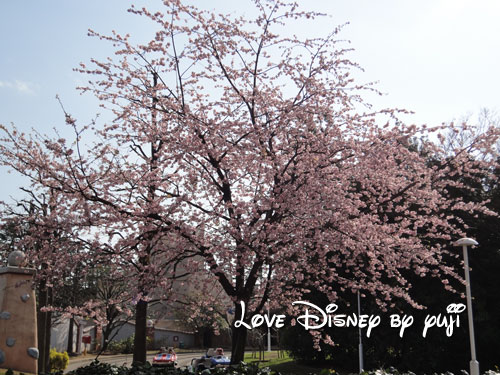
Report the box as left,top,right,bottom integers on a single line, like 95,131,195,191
67,360,180,375
107,335,153,354
121,335,134,354
49,348,69,372
66,360,276,375
67,360,128,375
106,339,125,354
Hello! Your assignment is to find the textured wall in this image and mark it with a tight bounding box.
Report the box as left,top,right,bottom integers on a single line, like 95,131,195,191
0,266,38,374
153,327,195,348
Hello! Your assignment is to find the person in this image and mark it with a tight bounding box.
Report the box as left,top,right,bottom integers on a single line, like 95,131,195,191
215,348,224,356
167,347,175,354
159,346,167,353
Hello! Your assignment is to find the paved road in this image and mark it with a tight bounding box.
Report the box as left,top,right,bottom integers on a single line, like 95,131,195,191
66,351,206,373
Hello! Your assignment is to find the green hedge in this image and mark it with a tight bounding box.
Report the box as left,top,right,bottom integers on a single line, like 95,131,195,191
65,360,273,375
107,335,153,354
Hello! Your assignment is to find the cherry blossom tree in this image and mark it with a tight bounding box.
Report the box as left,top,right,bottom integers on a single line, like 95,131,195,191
1,0,500,363
0,185,191,363
0,188,90,371
64,266,134,355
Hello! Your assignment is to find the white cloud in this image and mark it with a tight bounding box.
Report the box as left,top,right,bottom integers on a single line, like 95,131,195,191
0,80,37,95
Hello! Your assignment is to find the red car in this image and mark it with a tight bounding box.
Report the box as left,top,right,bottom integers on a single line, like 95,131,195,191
152,348,177,367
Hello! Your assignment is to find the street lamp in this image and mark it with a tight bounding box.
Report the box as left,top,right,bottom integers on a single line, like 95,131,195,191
267,305,272,352
357,291,364,374
455,237,479,375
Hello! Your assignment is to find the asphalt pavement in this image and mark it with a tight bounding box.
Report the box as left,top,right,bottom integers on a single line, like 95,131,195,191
66,351,206,373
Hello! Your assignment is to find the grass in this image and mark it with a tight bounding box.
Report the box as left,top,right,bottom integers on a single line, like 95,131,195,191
244,350,293,366
243,351,337,375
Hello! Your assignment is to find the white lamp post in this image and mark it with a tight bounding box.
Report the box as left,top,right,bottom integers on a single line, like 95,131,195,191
455,237,479,375
267,305,272,352
357,290,364,373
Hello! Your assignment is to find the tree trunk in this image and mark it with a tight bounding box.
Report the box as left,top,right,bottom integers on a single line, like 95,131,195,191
231,324,248,364
132,299,148,363
67,316,74,353
230,300,249,365
203,327,212,348
99,325,113,355
37,285,52,373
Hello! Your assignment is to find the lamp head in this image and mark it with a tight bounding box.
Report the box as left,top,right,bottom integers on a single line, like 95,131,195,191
454,238,478,247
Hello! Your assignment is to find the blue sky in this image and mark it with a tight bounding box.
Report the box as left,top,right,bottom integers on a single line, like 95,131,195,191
1,0,500,200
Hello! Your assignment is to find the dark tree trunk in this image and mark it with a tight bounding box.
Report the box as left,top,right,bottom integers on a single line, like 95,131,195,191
97,306,121,356
67,316,74,353
203,327,212,348
37,285,52,373
99,325,113,354
132,299,148,363
230,300,248,364
231,324,248,364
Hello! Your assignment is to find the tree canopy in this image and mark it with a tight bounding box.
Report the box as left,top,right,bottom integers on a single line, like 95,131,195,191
1,0,499,363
